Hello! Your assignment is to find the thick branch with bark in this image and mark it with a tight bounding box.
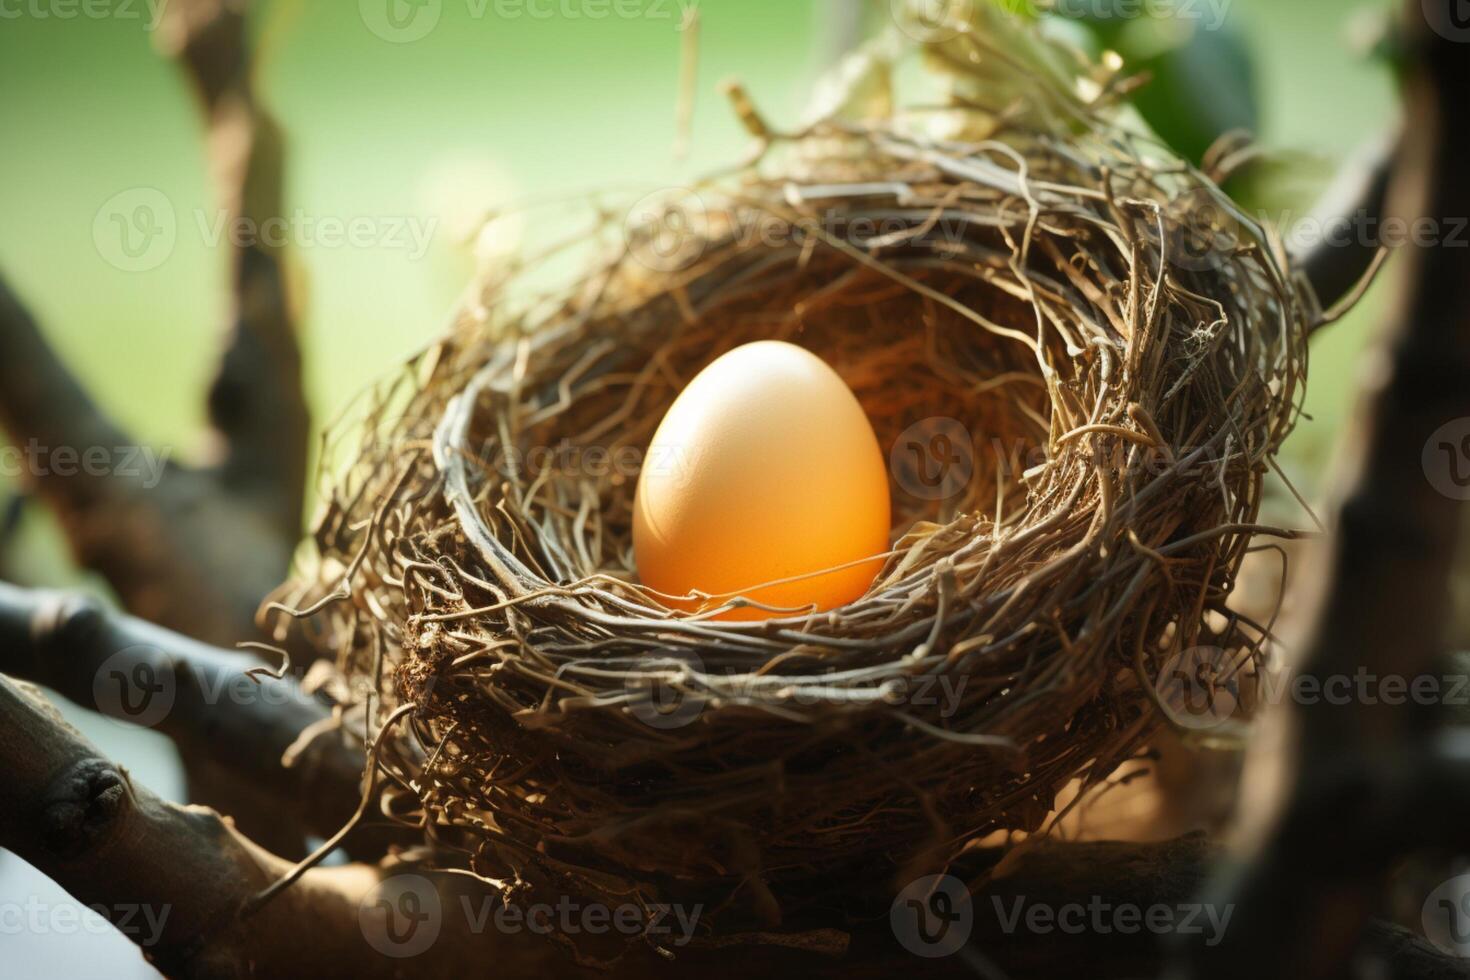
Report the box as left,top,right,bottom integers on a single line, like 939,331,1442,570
1181,4,1470,978
0,0,311,848
0,581,361,839
0,674,441,979
0,279,132,472
3,670,1462,980
0,278,293,644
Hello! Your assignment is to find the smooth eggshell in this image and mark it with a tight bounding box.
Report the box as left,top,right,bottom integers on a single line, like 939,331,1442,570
633,341,891,621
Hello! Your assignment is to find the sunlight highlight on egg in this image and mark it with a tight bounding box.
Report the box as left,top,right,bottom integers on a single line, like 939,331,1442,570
633,341,891,621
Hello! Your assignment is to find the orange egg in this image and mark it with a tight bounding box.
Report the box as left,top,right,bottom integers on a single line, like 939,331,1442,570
633,341,891,621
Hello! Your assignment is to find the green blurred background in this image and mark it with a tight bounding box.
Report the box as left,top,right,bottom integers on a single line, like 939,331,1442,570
0,0,1399,973
0,1,1397,582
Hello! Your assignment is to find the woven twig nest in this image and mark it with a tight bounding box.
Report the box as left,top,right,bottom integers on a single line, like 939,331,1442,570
282,4,1309,952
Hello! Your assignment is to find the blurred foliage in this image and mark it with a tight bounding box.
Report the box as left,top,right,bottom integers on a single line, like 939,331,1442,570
0,0,1402,584
1068,3,1259,166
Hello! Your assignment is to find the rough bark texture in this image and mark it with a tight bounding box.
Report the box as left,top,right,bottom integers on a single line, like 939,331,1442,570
0,582,361,839
1180,4,1470,978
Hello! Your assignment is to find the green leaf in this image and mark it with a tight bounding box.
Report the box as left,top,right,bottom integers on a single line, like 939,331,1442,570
1064,5,1260,166
1127,24,1259,165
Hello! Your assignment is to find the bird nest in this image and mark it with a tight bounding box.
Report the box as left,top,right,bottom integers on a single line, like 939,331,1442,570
278,5,1309,956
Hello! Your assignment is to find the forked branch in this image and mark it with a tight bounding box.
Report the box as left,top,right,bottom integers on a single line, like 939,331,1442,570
0,0,306,646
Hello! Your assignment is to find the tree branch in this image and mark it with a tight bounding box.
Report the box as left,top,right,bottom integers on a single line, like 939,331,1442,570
0,674,418,978
157,0,308,538
1295,128,1398,329
0,276,295,645
1182,4,1470,976
3,686,1460,980
0,580,362,840
0,276,132,475
0,0,307,645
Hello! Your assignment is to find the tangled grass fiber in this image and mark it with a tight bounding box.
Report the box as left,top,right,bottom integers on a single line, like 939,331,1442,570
276,2,1317,956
